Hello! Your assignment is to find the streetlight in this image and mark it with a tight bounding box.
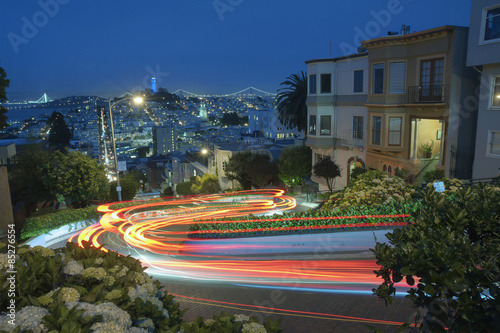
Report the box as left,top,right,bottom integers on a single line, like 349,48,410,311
108,96,144,201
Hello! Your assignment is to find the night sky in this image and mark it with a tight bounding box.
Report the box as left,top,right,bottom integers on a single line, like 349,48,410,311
1,0,471,100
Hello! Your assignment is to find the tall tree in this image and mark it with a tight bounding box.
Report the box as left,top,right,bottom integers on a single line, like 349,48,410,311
10,150,108,208
48,111,71,147
276,71,308,133
312,156,341,193
372,185,500,332
278,146,312,188
0,67,10,130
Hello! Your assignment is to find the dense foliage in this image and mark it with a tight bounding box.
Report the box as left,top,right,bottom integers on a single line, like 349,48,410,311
277,146,312,188
312,156,341,194
176,174,221,195
0,242,281,333
110,173,140,201
372,184,500,332
223,152,277,190
276,72,308,132
10,150,109,208
48,111,72,147
323,170,415,210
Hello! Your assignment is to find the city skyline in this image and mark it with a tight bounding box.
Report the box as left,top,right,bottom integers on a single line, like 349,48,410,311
1,0,471,100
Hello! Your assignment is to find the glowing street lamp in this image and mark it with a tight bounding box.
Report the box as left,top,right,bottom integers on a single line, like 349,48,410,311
108,96,144,201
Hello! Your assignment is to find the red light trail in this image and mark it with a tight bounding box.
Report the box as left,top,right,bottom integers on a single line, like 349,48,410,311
70,189,410,292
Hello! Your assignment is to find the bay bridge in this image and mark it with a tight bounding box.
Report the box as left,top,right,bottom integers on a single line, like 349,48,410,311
172,86,276,98
4,86,276,106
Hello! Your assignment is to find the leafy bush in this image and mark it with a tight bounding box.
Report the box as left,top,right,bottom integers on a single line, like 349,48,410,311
372,183,500,332
0,242,282,333
422,169,445,183
323,170,416,210
20,207,100,240
426,178,470,193
349,166,366,182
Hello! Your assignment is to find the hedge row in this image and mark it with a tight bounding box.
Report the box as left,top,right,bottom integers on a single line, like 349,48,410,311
20,207,101,240
188,200,422,238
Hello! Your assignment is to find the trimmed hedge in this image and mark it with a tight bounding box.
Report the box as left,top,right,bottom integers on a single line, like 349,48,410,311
20,207,101,240
188,200,422,238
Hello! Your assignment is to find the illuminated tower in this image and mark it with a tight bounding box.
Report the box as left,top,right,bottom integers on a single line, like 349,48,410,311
199,102,207,119
151,77,157,93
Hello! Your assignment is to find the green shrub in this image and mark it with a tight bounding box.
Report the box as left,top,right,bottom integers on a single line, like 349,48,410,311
422,169,445,183
349,166,366,183
323,170,416,210
372,183,500,332
20,207,100,240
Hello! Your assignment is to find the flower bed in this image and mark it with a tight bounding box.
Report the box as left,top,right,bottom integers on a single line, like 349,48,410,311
322,170,416,210
0,242,281,333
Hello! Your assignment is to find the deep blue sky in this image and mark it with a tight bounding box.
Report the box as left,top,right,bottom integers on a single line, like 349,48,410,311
1,0,471,100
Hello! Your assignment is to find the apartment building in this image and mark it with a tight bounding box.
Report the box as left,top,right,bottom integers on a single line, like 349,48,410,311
305,53,369,191
467,0,500,179
360,26,478,182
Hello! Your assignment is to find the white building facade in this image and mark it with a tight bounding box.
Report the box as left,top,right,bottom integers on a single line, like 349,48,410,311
305,53,369,191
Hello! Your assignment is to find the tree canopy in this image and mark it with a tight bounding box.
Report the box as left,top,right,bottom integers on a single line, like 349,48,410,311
372,184,500,332
223,151,277,190
10,150,109,208
110,173,139,202
48,111,71,147
312,156,341,193
175,174,220,195
276,71,308,133
0,67,10,130
277,145,312,187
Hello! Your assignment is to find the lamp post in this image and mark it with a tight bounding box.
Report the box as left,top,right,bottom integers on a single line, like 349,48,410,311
108,96,144,201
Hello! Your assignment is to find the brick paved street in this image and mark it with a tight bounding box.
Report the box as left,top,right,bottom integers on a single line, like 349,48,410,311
161,278,418,333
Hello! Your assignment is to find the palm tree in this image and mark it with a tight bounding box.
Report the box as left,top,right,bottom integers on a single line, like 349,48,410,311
276,71,308,133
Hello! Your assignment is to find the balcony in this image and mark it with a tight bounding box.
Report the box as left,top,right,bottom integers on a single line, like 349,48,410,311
407,85,448,104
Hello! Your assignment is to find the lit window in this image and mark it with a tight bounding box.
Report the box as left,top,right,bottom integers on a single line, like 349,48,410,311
309,115,317,135
388,117,402,145
484,6,500,41
487,130,500,157
492,76,500,108
320,115,331,135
